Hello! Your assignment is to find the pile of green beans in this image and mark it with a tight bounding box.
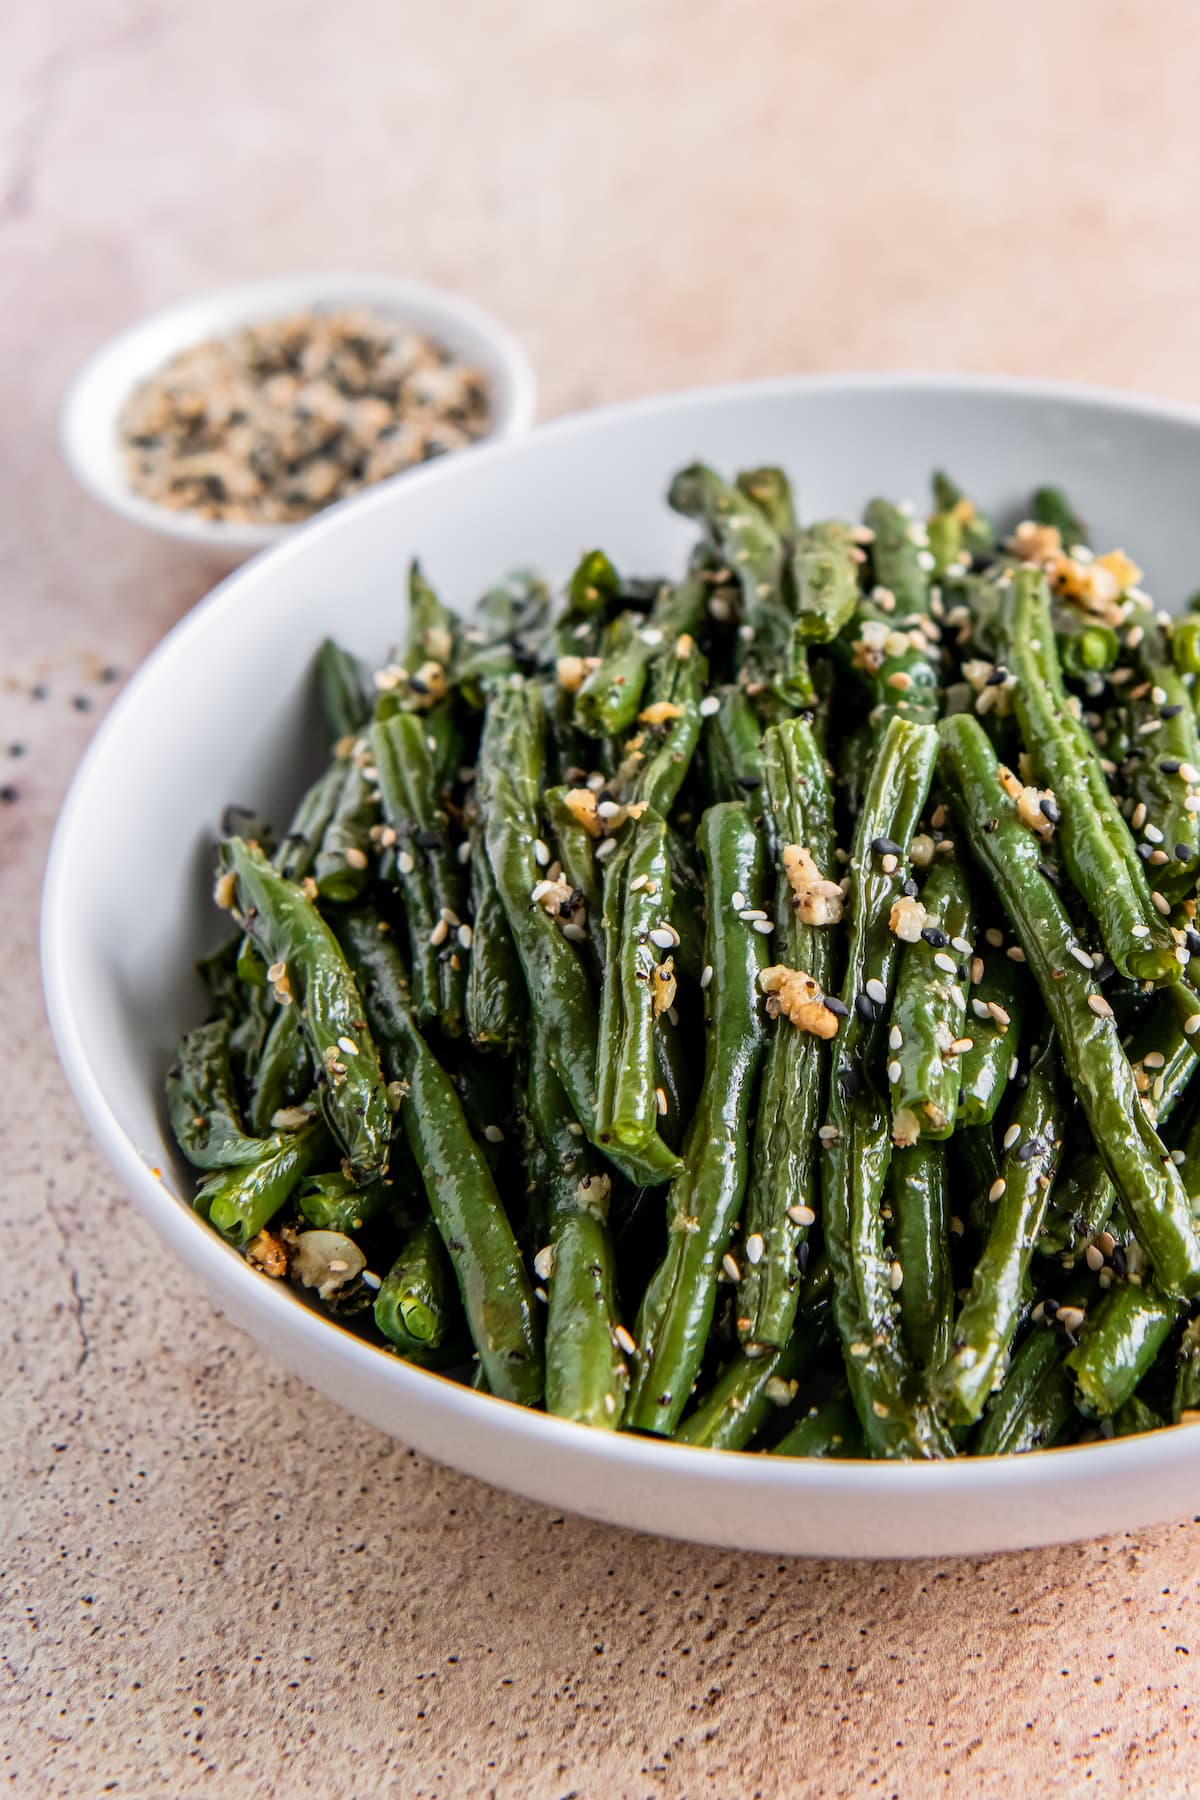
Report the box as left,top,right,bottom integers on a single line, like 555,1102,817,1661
170,465,1200,1458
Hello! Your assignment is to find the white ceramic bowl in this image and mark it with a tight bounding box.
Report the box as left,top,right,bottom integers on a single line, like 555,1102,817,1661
58,272,537,553
43,374,1200,1558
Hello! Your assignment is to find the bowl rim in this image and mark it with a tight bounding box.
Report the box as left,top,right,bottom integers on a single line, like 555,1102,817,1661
42,367,1200,1512
57,270,538,551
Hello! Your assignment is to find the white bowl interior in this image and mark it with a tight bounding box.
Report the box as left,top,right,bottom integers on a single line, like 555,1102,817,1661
59,272,536,550
44,374,1200,1557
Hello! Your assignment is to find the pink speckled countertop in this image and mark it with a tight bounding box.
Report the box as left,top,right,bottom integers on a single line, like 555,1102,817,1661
6,3,1200,1793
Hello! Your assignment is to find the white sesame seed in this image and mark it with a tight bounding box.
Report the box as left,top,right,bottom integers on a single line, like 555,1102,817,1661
989,1178,1007,1202
817,1125,839,1143
1069,946,1093,969
753,919,774,935
398,849,415,874
950,985,966,1011
987,1002,1011,1027
1009,1055,1020,1079
887,1059,901,1083
984,927,1004,950
337,1035,358,1056
535,1286,548,1304
972,998,991,1019
1144,823,1164,845
1087,993,1114,1018
615,1324,637,1355
430,918,449,946
699,695,721,718
533,1245,554,1281
649,927,676,949
595,836,619,860
934,952,957,976
1131,802,1148,831
440,907,460,927
951,936,973,956
483,1124,505,1144
267,960,287,982
596,800,622,821
721,1253,741,1282
1003,1124,1021,1150
1182,763,1200,785
745,1233,765,1266
655,1086,669,1115
1151,890,1171,915
700,964,714,990
1085,1244,1105,1272
457,840,472,865
534,838,551,866
458,923,473,950
787,1203,817,1226
739,908,768,922
731,890,746,911
889,1025,904,1050
865,977,887,1004
1173,1147,1188,1165
1007,945,1027,962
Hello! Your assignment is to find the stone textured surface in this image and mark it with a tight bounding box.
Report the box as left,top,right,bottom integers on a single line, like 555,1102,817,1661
6,2,1200,1793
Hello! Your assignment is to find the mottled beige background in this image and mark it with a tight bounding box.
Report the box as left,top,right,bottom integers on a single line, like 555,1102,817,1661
6,2,1200,1794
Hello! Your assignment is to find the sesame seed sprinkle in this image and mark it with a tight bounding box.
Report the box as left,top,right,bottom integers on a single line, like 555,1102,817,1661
1003,1123,1021,1150
700,964,714,990
1087,993,1114,1018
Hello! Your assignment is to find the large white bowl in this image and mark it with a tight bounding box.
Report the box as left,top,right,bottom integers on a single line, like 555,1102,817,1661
43,374,1200,1559
59,272,536,553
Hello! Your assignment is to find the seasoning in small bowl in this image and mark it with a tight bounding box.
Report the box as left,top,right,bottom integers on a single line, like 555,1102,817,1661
117,306,491,526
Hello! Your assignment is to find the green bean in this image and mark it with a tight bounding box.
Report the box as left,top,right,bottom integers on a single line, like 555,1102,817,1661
1115,608,1200,898
735,465,798,538
701,686,764,804
933,1047,1067,1426
1000,568,1177,982
463,814,525,1054
247,1001,312,1136
888,1141,953,1372
374,1218,453,1356
337,907,542,1404
939,715,1200,1298
1032,485,1088,548
524,1047,627,1429
930,472,997,563
791,520,860,643
197,1116,332,1245
1172,1314,1200,1420
737,718,836,1350
222,838,391,1179
275,763,349,886
1054,609,1119,680
370,712,467,1034
595,810,674,1154
298,1168,386,1234
625,803,769,1433
771,1388,866,1459
1067,1281,1181,1418
822,716,952,1458
313,760,378,903
956,936,1025,1127
974,1326,1077,1455
1113,1394,1164,1438
669,463,812,709
166,1020,266,1168
1170,615,1200,677
865,497,932,612
619,633,708,815
453,572,550,708
675,1315,826,1451
543,784,605,970
889,854,975,1141
575,576,707,739
316,638,370,741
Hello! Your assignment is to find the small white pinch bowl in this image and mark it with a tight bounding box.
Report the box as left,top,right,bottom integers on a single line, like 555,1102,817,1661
58,272,537,554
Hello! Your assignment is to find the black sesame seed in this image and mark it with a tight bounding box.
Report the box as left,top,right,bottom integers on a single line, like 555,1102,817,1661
1177,844,1195,863
7,742,25,758
1160,759,1182,774
737,774,762,790
921,926,950,948
902,878,919,898
1187,929,1200,955
839,1067,863,1100
1036,860,1060,884
1162,705,1183,720
221,804,260,835
1111,1244,1127,1279
1136,841,1154,860
415,828,443,849
99,665,120,684
1015,1139,1039,1163
854,993,877,1023
822,995,849,1017
983,817,999,833
985,665,1009,686
796,1239,811,1275
1040,794,1061,823
871,835,901,856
